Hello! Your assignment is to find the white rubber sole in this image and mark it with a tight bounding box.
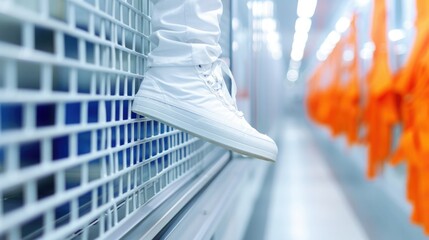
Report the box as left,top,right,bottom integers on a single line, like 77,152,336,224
132,96,276,162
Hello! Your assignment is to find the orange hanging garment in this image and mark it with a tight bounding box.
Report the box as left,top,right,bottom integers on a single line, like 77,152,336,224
363,0,399,178
326,40,347,136
307,41,345,129
307,64,324,122
307,25,361,143
390,0,429,233
340,14,362,145
409,48,429,233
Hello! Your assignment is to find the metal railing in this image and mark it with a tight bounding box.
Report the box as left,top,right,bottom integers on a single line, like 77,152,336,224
0,1,225,239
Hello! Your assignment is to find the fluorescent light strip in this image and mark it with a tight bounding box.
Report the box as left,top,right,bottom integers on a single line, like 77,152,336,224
295,17,312,33
335,17,351,33
249,1,283,61
388,29,405,42
297,0,318,18
316,16,352,61
288,0,318,81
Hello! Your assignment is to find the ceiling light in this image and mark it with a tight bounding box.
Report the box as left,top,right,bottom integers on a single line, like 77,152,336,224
295,17,312,33
268,42,282,52
287,69,299,81
291,48,304,61
292,40,306,51
262,18,277,32
252,1,274,17
326,31,341,45
319,46,333,55
267,32,280,43
297,0,318,18
316,31,341,60
316,51,328,61
293,32,309,44
335,17,351,33
388,29,405,42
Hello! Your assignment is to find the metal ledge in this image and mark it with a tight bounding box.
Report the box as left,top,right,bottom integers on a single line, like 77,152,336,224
157,157,261,240
105,147,231,240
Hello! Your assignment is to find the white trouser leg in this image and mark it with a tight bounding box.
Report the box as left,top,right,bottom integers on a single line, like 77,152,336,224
148,0,223,66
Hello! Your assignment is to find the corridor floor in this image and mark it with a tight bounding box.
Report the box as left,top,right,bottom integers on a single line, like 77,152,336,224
264,118,368,240
244,115,428,240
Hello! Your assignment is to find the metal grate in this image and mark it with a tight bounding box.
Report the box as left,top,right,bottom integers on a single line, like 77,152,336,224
0,1,220,239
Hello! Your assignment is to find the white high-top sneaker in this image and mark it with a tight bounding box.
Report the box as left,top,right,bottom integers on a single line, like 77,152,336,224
132,60,278,162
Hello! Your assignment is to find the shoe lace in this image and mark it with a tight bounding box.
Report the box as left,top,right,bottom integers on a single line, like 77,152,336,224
203,59,244,117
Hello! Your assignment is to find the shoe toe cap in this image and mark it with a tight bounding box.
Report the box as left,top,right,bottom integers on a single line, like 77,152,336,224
260,134,278,161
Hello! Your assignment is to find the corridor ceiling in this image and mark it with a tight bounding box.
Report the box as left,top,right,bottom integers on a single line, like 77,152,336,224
275,0,350,77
